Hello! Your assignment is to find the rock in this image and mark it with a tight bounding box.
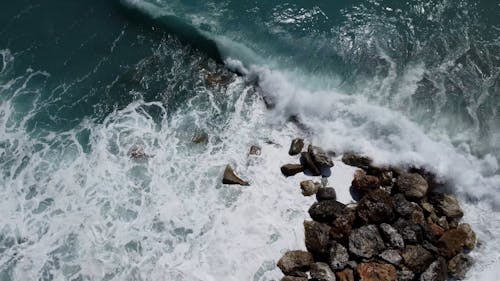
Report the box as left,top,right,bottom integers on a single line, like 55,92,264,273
436,216,450,230
379,250,402,265
301,152,321,176
429,223,446,237
289,138,304,156
437,228,468,258
281,164,305,177
336,269,354,281
429,193,464,219
457,223,476,249
309,200,346,223
300,180,321,196
349,225,386,258
420,258,447,281
277,250,314,275
342,153,373,169
402,245,434,273
391,193,414,217
249,145,261,156
192,131,208,144
448,253,473,280
393,218,424,244
396,172,429,199
281,276,308,281
330,208,357,240
357,189,394,224
379,223,405,249
222,165,249,186
316,188,337,201
397,270,415,281
420,201,435,214
357,262,397,281
304,221,331,258
308,145,334,168
310,262,336,281
351,170,380,195
329,241,349,270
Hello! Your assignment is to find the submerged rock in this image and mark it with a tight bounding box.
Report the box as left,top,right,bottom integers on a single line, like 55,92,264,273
329,241,349,270
222,165,249,186
357,189,394,224
191,131,209,144
289,138,304,156
349,225,386,259
357,262,397,281
300,180,321,196
304,221,331,258
396,172,429,199
309,200,346,223
310,262,336,281
281,164,305,177
277,250,314,275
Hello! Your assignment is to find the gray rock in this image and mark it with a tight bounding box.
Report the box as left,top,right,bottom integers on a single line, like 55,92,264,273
222,165,249,186
304,220,331,258
308,145,334,168
393,218,424,244
429,193,464,219
448,253,473,280
192,131,208,144
249,145,261,156
277,250,314,275
379,223,405,249
396,172,429,199
329,241,349,270
392,193,415,217
300,180,321,196
289,138,304,156
316,187,337,201
379,249,402,265
402,245,434,273
349,225,386,258
397,270,415,281
301,152,321,176
309,200,346,223
281,164,305,177
357,189,394,224
420,258,447,281
310,262,336,281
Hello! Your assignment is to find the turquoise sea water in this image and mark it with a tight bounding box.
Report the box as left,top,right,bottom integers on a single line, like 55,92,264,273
1,0,500,280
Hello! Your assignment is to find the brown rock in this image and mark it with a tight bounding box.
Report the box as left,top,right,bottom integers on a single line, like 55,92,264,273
329,241,349,270
437,228,468,258
289,138,304,156
301,151,321,176
300,180,321,196
430,223,445,237
342,153,373,169
222,165,249,186
309,200,346,223
357,262,397,281
277,250,314,275
192,131,208,144
396,172,429,199
330,208,357,240
336,268,354,281
357,189,394,224
448,253,473,279
457,223,476,249
304,221,331,259
281,164,305,177
429,193,464,219
402,245,434,273
352,170,380,195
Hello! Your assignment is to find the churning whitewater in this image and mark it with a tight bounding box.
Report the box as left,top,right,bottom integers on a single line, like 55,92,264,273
1,0,500,280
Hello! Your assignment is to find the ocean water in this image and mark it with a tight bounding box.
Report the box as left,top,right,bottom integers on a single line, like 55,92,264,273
0,0,499,280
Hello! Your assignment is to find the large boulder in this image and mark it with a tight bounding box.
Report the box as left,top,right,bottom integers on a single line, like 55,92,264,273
222,165,249,186
310,262,336,281
336,269,354,281
300,180,321,196
447,253,473,280
379,223,405,249
357,189,394,224
351,170,380,195
437,228,468,258
281,164,305,177
342,153,373,169
396,172,429,199
301,152,321,176
309,200,346,223
329,241,349,270
289,138,304,156
277,250,314,275
429,193,464,219
304,221,331,259
308,145,334,168
357,262,397,281
420,258,447,281
316,187,337,201
349,225,386,258
402,245,434,273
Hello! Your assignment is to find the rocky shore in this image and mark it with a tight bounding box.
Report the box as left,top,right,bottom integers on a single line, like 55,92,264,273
275,139,476,281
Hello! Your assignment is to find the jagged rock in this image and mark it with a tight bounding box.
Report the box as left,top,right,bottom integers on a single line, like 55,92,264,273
301,152,321,176
420,201,435,214
423,240,439,254
357,262,397,281
222,165,249,186
379,250,402,265
309,200,346,223
357,189,394,224
304,221,331,258
397,270,415,281
378,169,394,187
437,228,468,258
308,145,334,168
379,223,405,249
447,253,473,280
436,216,450,230
316,188,337,201
429,193,464,219
289,138,304,156
393,218,424,244
249,145,261,156
329,241,349,270
457,223,476,249
281,276,308,281
392,193,414,217
396,172,429,199
277,250,314,275
310,262,336,281
429,223,446,237
300,180,321,196
192,131,208,144
330,208,357,240
281,164,305,177
336,268,354,281
349,225,386,258
402,245,434,273
351,170,380,195
342,153,373,169
420,258,447,281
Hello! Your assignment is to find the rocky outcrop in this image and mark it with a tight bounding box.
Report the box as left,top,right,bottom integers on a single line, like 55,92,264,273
222,165,249,186
289,138,304,156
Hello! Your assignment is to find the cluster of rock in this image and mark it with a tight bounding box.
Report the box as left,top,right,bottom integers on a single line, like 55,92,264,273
278,140,477,281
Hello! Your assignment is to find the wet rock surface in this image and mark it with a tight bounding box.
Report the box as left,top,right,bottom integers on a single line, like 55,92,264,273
222,165,249,186
289,138,304,156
